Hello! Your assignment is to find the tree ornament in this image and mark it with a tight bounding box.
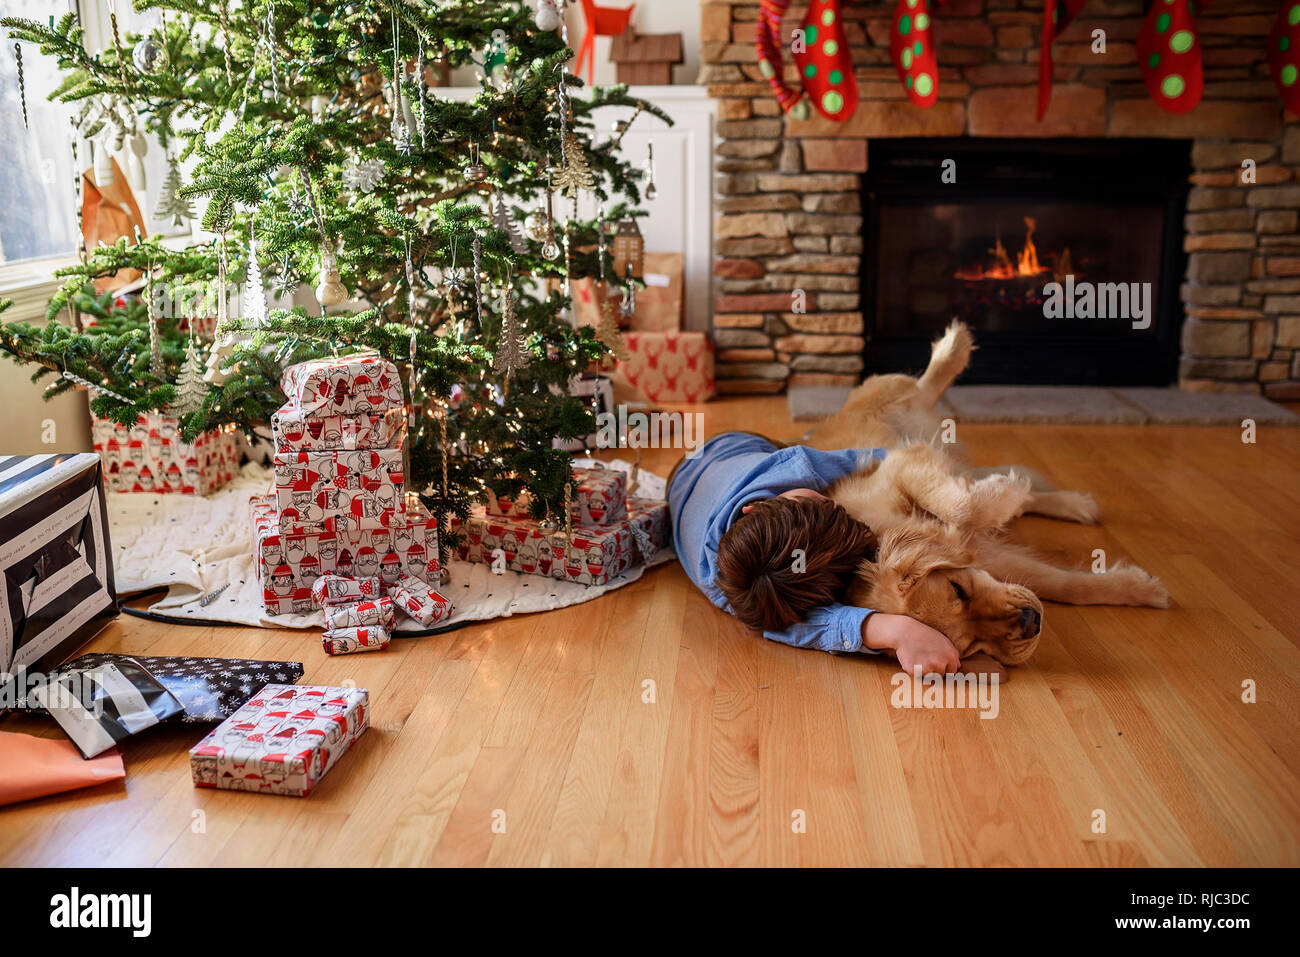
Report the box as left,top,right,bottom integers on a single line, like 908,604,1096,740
890,0,939,109
14,44,28,130
597,300,629,361
154,154,194,227
1269,2,1300,112
523,208,549,242
644,140,657,200
464,142,489,185
57,368,132,404
132,33,169,74
540,179,561,260
1137,0,1204,113
553,132,596,197
619,274,637,319
244,233,269,326
316,250,349,310
493,193,527,255
260,2,280,101
171,335,207,416
612,218,644,279
271,254,300,298
535,0,563,31
494,290,530,378
472,233,485,329
343,157,386,193
205,235,236,385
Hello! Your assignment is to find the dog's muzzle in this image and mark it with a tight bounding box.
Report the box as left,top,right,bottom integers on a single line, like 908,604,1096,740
1018,606,1042,638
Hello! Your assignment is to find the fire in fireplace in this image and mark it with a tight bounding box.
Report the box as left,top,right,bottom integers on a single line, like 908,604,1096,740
862,138,1191,386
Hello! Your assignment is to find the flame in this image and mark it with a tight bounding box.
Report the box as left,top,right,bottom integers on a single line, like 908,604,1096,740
954,217,1052,281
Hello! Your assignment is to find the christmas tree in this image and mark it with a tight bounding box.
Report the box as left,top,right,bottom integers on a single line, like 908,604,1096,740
1,1,667,535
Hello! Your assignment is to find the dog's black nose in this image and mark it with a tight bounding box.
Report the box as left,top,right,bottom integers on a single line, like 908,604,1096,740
1019,606,1042,636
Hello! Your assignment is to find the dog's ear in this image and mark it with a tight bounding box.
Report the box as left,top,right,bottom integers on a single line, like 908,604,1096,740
874,522,974,594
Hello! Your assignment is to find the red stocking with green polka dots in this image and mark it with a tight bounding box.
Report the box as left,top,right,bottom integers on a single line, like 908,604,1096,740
890,0,940,108
755,0,857,121
1137,0,1205,113
1269,2,1300,112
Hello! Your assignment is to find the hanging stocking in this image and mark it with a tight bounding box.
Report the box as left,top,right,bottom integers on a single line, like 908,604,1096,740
1268,2,1300,113
1037,0,1090,120
890,0,940,108
1137,0,1204,113
756,0,857,121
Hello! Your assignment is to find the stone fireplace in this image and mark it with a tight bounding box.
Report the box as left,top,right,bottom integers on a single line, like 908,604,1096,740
701,0,1300,398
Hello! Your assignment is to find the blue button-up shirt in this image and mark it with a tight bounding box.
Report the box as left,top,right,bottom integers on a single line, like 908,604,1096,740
668,432,886,654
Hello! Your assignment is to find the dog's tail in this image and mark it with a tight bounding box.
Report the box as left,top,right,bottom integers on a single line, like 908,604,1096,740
915,320,975,408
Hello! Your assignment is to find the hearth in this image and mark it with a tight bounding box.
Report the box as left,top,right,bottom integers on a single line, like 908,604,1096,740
863,139,1191,386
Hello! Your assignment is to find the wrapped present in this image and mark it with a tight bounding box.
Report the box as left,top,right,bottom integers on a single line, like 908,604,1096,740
323,597,396,631
487,466,627,526
272,448,406,534
271,406,407,453
0,453,117,712
49,653,305,723
311,574,384,608
617,331,715,404
190,683,369,796
391,573,453,627
251,497,440,616
626,496,671,555
452,509,641,586
93,412,240,495
280,354,404,419
321,624,390,656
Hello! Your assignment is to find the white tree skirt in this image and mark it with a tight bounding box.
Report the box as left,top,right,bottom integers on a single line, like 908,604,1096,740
107,460,672,632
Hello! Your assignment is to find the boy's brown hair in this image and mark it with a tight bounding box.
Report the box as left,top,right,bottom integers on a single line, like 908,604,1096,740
716,497,878,632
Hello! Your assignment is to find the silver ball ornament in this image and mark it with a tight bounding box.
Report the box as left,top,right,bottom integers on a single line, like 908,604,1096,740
132,36,169,75
523,210,549,242
541,239,561,261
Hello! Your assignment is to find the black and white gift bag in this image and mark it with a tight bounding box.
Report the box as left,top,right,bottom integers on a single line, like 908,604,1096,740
1,453,117,710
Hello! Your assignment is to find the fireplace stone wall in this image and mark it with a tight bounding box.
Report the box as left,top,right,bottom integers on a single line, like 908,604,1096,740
701,0,1300,398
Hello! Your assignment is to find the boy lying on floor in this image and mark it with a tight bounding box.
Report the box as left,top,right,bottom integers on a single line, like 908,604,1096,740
669,431,962,676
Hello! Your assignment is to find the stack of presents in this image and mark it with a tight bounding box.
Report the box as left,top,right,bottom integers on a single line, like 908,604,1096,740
249,354,454,649
576,249,716,404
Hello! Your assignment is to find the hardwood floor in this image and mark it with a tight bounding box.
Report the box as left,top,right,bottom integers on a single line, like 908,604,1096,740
3,396,1298,866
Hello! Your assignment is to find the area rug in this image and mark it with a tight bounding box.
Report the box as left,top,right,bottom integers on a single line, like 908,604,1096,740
107,460,672,632
789,384,1299,426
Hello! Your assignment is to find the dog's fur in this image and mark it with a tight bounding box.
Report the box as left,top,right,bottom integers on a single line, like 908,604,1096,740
806,321,1170,666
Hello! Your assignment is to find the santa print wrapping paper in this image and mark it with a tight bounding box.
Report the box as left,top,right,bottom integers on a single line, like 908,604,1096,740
190,683,369,796
251,497,440,616
391,573,453,627
272,448,406,534
617,331,715,404
280,354,405,419
271,406,407,453
487,466,627,525
452,497,668,587
323,597,395,631
312,573,383,607
321,624,390,656
93,412,240,495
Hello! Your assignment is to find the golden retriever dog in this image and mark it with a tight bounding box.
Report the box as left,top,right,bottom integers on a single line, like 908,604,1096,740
805,321,1170,666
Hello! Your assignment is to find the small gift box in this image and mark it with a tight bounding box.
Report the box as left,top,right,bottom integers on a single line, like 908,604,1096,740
271,407,406,453
321,624,390,656
190,684,369,796
487,466,627,525
272,448,406,535
323,597,396,631
93,412,240,495
626,496,671,556
391,573,453,627
280,354,404,420
617,331,715,404
311,574,384,608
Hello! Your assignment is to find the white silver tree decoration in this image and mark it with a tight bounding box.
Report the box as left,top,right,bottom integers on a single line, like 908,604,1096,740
243,229,269,326
343,157,386,194
172,334,208,416
493,192,527,255
155,153,194,226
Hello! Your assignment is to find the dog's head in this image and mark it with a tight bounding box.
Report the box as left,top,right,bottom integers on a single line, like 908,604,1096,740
846,521,1044,665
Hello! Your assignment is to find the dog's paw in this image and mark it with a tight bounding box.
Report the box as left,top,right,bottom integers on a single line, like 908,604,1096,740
1110,562,1172,608
1055,490,1101,525
971,471,1034,528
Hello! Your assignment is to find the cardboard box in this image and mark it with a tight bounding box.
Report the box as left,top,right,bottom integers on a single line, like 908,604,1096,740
617,331,715,404
190,683,369,796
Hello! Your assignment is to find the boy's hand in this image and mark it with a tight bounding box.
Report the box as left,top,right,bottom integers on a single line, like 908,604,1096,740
863,613,961,675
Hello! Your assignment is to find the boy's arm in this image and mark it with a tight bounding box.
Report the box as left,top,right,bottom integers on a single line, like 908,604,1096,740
766,605,962,673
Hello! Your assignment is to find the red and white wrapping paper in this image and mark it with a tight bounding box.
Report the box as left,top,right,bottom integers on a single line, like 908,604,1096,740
189,684,369,797
280,354,404,419
487,466,627,526
271,407,406,453
323,597,395,631
391,573,454,627
311,574,384,608
93,412,240,495
617,331,716,404
322,624,391,656
627,496,671,555
272,448,406,534
251,497,440,616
